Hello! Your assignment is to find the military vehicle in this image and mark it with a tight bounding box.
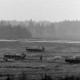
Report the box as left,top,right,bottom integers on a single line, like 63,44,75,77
65,56,80,64
4,52,26,61
26,46,45,52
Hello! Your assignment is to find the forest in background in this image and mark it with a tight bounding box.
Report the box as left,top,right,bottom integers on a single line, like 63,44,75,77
0,20,80,40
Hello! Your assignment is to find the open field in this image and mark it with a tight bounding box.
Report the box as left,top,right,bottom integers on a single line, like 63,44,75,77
0,40,80,79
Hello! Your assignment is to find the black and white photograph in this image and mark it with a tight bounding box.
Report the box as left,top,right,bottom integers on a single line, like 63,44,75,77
0,0,80,80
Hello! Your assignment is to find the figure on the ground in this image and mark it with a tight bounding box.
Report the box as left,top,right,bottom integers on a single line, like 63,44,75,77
40,55,42,60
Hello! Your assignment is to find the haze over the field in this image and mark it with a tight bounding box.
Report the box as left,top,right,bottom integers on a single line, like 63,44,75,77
0,0,80,22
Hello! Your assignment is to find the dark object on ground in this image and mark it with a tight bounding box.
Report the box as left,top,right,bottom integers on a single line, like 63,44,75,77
26,46,45,52
4,52,26,61
6,75,14,80
19,72,27,80
41,74,53,80
65,57,80,64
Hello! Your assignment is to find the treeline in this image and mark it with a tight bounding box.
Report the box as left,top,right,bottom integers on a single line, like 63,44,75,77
27,20,55,38
0,21,32,39
54,20,80,40
1,20,80,40
27,20,80,40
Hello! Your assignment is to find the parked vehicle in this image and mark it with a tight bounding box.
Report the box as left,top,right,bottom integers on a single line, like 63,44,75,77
65,56,80,64
26,46,45,52
4,52,26,61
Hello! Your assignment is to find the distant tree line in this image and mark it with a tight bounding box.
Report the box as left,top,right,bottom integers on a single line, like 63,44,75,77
0,21,32,39
25,20,80,40
0,20,80,40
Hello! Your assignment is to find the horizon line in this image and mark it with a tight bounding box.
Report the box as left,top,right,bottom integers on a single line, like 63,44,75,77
0,19,80,23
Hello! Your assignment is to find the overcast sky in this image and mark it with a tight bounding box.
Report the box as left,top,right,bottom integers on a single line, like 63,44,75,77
0,0,80,22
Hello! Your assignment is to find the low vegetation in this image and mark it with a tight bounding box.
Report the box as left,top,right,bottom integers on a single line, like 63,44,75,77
0,41,80,80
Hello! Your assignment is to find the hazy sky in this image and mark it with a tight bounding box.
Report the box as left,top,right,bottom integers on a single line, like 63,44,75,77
0,0,80,22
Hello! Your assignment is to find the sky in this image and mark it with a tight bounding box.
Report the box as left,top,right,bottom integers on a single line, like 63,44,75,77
0,0,80,22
